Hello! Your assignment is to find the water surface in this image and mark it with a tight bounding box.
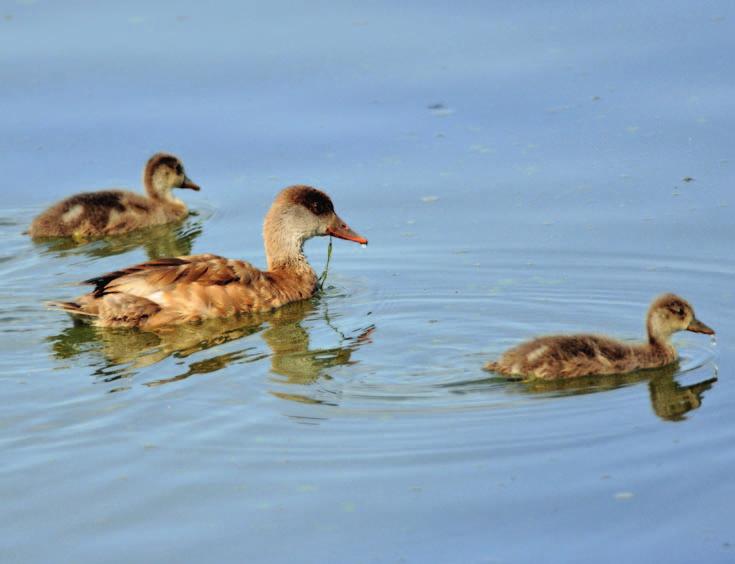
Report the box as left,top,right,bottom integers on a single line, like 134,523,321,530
1,1,734,563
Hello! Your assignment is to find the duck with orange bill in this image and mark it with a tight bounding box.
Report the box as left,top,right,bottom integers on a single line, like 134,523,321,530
49,185,367,329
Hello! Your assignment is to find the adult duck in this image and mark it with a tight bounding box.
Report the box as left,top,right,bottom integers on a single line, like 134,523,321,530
50,185,367,329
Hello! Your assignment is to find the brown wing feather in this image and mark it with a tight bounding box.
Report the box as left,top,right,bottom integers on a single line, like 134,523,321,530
72,254,273,327
95,255,255,294
84,257,192,297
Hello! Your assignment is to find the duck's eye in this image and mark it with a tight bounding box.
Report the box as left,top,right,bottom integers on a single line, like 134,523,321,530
308,201,328,215
176,164,183,175
294,189,334,216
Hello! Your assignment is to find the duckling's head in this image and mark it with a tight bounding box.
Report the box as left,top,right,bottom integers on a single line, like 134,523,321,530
647,293,714,343
264,185,367,268
143,153,200,199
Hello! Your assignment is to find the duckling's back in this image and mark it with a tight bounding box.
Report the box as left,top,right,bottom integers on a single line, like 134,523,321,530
487,334,643,379
30,190,130,238
29,189,182,239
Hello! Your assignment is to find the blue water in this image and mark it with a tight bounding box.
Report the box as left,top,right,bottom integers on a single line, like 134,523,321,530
1,1,734,562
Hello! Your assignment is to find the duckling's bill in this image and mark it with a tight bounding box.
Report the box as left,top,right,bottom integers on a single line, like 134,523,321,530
179,176,201,191
687,318,714,335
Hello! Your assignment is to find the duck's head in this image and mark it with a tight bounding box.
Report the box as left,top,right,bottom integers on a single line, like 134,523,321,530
144,153,200,199
264,185,367,267
647,293,714,342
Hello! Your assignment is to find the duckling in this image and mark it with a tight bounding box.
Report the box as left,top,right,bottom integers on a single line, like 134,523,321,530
29,152,200,239
485,293,714,379
49,185,367,329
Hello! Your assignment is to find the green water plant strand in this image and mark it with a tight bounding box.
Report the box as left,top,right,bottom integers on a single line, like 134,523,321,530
317,236,333,290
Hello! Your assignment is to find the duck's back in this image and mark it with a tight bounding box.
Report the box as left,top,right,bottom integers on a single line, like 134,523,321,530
29,189,184,238
488,334,646,379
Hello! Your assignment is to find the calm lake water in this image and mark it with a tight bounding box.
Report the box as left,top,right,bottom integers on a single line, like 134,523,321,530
2,1,734,562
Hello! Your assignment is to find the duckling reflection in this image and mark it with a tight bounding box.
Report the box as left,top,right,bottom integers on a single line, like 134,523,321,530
48,298,374,397
647,368,717,422
517,363,717,421
34,215,203,260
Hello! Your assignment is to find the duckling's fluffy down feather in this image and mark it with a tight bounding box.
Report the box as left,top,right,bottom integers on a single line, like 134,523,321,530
486,334,674,379
29,190,186,238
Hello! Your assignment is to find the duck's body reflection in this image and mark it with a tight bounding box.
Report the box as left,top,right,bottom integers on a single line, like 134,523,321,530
49,298,374,402
517,363,717,421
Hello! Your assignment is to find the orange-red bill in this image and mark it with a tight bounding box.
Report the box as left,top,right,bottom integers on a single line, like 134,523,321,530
687,318,715,335
180,176,201,191
327,216,368,245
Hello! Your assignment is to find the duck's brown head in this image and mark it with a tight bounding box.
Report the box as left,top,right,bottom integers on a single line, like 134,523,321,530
647,293,714,342
264,185,367,268
143,152,200,199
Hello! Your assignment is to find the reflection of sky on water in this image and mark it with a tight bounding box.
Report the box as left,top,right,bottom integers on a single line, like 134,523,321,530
1,1,734,563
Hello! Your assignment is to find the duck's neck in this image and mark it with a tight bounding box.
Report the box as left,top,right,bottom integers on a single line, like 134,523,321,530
266,240,312,273
263,213,315,278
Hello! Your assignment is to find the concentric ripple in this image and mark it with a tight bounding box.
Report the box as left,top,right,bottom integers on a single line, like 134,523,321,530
0,212,725,431
259,248,724,422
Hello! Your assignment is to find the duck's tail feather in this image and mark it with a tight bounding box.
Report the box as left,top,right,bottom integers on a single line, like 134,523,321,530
47,300,97,317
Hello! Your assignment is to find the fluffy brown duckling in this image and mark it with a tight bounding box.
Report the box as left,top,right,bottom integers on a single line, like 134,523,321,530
49,185,367,329
486,293,714,379
29,152,200,239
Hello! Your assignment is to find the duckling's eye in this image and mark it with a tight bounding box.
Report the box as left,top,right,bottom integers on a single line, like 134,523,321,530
669,306,684,317
175,164,183,175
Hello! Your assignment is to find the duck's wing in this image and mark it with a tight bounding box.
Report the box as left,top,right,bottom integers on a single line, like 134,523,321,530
78,254,271,324
83,254,257,297
88,255,229,298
